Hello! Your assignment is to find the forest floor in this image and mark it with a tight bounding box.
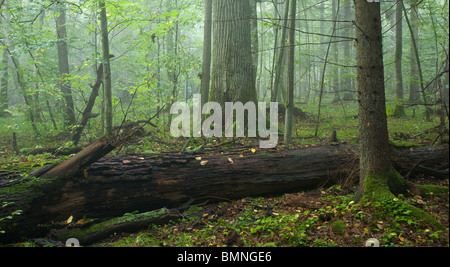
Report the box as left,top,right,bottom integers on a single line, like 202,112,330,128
1,103,449,247
88,175,448,247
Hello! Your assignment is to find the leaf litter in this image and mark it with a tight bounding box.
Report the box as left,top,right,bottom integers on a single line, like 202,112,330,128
94,176,448,247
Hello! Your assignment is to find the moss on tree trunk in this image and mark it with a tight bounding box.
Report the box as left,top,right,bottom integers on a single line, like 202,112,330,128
361,168,446,231
362,168,405,201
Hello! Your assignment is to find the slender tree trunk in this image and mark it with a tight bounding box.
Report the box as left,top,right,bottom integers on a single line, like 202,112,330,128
342,0,352,100
314,0,340,137
166,0,180,127
0,44,7,117
269,3,280,102
56,3,76,126
2,44,39,135
284,0,296,144
200,0,212,107
250,0,259,95
0,49,8,116
210,0,256,106
0,11,7,117
258,2,264,100
354,0,403,199
394,0,405,117
271,0,289,103
403,1,430,121
72,63,104,145
408,2,420,104
156,35,162,118
331,0,340,103
444,52,449,106
99,0,113,137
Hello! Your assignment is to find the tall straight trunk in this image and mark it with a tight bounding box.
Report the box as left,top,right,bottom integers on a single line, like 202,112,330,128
269,3,280,102
354,0,401,199
342,0,352,99
258,2,264,100
166,0,180,120
210,0,256,105
408,2,420,104
0,13,8,117
394,0,405,117
0,47,7,116
284,0,296,144
402,1,430,121
99,0,112,137
444,51,449,106
200,0,212,107
271,0,289,103
353,5,444,232
156,35,162,118
0,28,7,117
250,0,258,95
331,0,340,103
300,1,311,103
56,3,76,126
314,0,340,137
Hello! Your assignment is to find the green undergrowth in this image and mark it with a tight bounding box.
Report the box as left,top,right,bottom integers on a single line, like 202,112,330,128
1,101,447,156
91,181,448,247
362,169,447,231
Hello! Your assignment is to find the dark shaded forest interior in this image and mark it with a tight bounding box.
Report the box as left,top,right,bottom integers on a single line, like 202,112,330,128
0,0,448,247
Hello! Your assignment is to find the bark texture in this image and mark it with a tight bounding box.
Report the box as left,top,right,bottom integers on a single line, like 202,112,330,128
1,143,447,243
355,0,391,190
210,0,256,106
56,3,76,125
394,0,405,117
200,0,212,106
99,0,113,136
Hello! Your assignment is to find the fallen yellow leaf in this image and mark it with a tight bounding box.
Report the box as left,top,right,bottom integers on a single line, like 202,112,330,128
228,157,234,164
76,218,92,225
200,160,208,166
251,148,256,153
66,215,73,224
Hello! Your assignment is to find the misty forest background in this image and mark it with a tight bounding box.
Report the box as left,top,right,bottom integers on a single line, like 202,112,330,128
0,0,448,155
0,0,449,248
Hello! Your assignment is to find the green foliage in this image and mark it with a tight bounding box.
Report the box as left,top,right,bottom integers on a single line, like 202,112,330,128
0,202,23,234
331,220,346,236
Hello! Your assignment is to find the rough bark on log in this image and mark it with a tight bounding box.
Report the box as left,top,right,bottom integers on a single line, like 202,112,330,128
0,144,448,243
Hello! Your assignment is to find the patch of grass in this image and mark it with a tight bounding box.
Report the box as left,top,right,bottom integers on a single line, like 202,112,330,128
331,220,346,236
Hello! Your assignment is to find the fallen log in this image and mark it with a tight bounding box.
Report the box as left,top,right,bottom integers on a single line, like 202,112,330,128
52,207,181,246
0,143,448,243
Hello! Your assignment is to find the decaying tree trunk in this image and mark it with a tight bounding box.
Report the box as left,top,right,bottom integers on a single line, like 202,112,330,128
1,142,448,243
52,208,182,246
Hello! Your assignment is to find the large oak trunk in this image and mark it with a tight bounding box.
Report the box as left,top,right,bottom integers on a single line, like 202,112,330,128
1,144,448,242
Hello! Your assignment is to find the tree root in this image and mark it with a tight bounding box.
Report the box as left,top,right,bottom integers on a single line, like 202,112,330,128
361,168,447,231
